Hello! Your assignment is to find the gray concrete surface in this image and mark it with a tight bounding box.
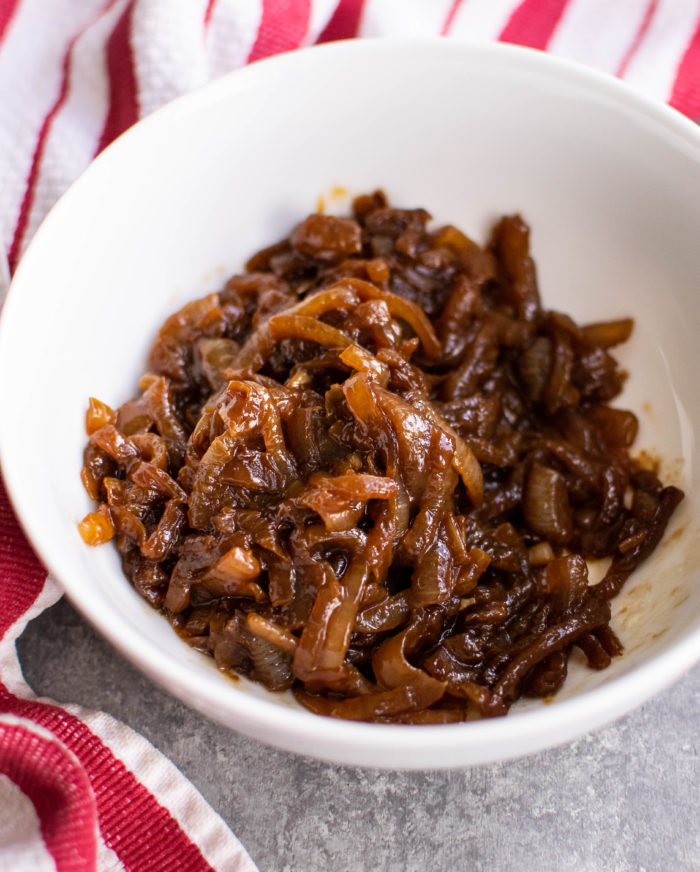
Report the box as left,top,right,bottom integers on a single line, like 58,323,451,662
17,597,700,872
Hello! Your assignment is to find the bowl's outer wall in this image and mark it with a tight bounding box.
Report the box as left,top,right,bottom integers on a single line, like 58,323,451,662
1,40,699,768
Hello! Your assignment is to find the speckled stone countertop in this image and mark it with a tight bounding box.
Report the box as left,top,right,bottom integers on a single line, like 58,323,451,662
18,597,700,872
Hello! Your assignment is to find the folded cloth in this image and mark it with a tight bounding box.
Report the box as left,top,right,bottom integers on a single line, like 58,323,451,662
0,1,698,869
0,477,259,871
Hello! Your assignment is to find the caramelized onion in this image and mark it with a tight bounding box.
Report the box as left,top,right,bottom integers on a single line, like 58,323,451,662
267,314,353,349
523,463,573,544
80,191,683,724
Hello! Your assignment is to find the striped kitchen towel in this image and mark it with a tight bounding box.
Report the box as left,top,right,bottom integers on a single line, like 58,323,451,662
0,1,699,869
0,479,258,871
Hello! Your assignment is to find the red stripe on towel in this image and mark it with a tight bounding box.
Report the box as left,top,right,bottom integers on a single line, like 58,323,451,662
669,14,700,120
0,685,218,872
616,0,659,77
96,0,139,153
499,0,570,50
248,0,311,62
317,0,366,43
0,722,98,871
0,477,46,639
0,0,21,43
441,0,465,36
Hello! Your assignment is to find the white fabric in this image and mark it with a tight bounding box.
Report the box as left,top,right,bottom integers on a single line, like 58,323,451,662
622,0,700,98
0,774,57,872
0,574,258,872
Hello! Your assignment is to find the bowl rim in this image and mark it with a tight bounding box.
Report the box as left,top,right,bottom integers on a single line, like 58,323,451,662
2,36,700,768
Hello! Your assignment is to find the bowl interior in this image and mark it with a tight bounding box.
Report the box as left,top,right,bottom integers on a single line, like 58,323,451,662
2,40,699,768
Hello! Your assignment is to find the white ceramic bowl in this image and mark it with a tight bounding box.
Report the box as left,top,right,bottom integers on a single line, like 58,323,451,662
1,39,699,769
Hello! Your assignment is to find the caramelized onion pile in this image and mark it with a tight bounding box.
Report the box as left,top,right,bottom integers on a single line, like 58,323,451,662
79,191,683,723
